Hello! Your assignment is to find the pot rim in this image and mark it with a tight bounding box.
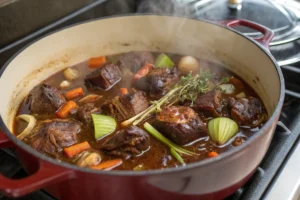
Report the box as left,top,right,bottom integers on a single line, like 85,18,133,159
0,14,285,176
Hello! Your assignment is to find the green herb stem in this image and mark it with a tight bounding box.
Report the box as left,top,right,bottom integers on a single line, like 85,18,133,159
121,104,152,126
170,148,185,165
122,70,223,126
133,87,181,125
144,122,198,160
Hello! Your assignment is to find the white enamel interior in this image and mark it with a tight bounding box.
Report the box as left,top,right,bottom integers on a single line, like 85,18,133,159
0,15,280,133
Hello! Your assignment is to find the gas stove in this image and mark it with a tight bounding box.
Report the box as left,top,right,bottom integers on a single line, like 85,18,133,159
1,0,300,200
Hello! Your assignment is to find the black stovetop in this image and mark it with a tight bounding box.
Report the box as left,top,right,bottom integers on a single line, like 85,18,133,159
1,1,300,200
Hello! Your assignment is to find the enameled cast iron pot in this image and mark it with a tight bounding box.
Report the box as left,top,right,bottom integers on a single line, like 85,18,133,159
0,15,284,200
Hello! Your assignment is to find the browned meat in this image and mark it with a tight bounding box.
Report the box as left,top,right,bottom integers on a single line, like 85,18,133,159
119,91,149,117
28,84,66,114
189,90,222,117
77,103,100,123
85,63,121,90
28,119,82,156
134,67,179,99
100,126,150,159
229,97,266,127
153,106,208,145
101,91,149,121
118,51,154,73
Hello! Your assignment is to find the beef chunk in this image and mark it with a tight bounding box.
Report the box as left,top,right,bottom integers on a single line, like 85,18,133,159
134,67,179,99
153,106,208,145
119,91,149,117
229,97,266,127
100,126,150,159
119,51,154,73
189,90,222,117
85,63,121,90
101,91,149,121
28,84,66,114
28,119,82,156
77,103,100,123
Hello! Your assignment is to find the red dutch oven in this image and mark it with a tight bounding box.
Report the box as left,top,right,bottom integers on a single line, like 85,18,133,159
0,15,284,200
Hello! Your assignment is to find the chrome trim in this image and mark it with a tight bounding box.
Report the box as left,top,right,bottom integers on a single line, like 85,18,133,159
277,55,300,66
285,90,300,99
264,140,300,200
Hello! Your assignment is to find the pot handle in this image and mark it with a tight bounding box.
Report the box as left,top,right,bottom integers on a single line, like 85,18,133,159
219,19,274,49
0,131,74,198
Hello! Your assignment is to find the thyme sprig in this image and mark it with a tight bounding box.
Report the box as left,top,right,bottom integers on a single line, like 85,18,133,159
121,70,229,126
175,70,214,106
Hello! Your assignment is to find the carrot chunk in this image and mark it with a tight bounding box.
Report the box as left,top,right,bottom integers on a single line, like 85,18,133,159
208,151,219,157
88,56,106,68
64,141,91,158
120,88,129,95
91,159,123,170
56,101,78,118
65,87,84,100
132,62,153,84
229,77,244,90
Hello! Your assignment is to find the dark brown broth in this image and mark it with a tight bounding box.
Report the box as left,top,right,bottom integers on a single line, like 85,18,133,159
13,52,265,170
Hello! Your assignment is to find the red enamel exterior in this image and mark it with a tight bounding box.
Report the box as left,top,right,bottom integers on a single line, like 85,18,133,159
12,145,257,200
0,131,256,200
0,113,278,200
220,19,274,49
0,18,281,200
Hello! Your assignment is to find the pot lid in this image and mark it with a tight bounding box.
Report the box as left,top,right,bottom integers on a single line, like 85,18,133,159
192,0,300,46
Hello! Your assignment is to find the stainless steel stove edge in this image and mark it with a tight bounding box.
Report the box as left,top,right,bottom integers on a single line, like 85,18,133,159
264,127,300,200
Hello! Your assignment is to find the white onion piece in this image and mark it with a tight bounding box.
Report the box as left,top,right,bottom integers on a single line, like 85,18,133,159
178,56,199,75
208,117,239,145
76,151,101,167
60,80,71,88
218,84,235,94
16,114,37,140
64,68,79,80
236,92,246,98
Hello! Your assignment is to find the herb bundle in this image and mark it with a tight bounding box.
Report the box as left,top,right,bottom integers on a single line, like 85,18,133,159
121,70,229,126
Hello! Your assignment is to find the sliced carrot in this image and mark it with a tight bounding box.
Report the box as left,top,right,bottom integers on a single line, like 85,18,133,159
64,141,91,158
56,101,78,118
120,88,129,95
229,77,244,90
132,62,153,84
88,56,106,68
208,151,219,158
91,159,123,170
65,87,84,100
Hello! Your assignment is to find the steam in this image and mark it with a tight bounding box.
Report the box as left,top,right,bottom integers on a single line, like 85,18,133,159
137,0,192,17
108,0,226,67
135,0,220,63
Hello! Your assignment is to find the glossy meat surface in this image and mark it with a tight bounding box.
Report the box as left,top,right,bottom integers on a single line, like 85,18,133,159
134,67,179,99
100,126,150,159
85,63,121,90
190,90,222,117
153,106,208,145
101,91,149,121
77,103,100,123
229,97,265,127
27,119,82,156
14,52,267,170
28,84,66,114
